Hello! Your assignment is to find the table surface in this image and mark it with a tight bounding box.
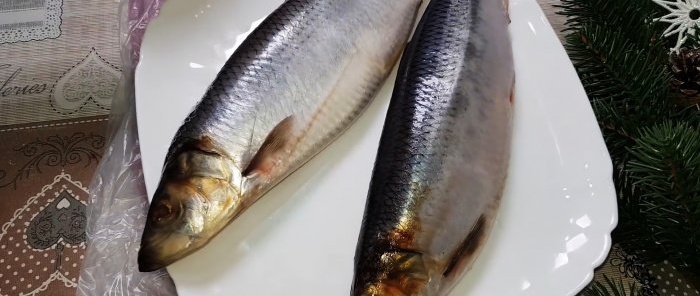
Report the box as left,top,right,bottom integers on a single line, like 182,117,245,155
539,0,565,37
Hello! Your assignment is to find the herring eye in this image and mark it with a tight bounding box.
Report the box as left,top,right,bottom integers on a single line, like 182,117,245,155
152,201,175,223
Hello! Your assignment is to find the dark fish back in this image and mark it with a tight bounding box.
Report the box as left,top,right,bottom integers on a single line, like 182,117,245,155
165,0,331,162
355,0,477,272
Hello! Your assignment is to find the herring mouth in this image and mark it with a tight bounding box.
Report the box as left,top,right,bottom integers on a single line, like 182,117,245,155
138,245,167,272
137,242,193,272
138,229,209,272
137,230,183,272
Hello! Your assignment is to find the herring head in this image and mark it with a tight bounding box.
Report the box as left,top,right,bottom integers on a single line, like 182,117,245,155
138,139,242,272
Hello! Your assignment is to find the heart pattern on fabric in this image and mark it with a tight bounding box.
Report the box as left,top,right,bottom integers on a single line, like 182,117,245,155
56,199,71,209
26,193,86,250
0,173,87,296
50,48,121,114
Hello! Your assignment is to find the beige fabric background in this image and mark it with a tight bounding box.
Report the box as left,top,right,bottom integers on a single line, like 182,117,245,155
0,0,121,126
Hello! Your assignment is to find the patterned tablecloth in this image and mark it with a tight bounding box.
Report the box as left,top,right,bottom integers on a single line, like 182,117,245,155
0,0,696,295
1,0,118,294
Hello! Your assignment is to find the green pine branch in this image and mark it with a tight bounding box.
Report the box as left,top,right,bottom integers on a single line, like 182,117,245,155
559,4,672,128
626,121,700,273
557,0,668,48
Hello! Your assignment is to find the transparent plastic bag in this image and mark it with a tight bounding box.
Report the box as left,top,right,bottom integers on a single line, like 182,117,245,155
76,0,178,294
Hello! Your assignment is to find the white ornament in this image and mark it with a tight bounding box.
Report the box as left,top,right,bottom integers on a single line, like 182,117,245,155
653,0,700,52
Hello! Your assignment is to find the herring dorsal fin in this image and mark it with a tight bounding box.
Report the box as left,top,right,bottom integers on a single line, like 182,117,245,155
242,115,295,177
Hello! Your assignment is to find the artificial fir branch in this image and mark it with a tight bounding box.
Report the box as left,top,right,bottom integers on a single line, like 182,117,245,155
564,24,672,128
557,0,668,48
627,122,700,274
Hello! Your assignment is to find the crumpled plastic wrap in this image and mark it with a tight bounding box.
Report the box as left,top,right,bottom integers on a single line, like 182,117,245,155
76,0,178,294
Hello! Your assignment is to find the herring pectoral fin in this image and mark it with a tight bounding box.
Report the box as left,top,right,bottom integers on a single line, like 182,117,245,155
442,214,487,278
242,115,296,177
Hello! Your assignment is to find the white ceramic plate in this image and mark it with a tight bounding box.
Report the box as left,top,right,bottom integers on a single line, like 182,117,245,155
134,0,618,295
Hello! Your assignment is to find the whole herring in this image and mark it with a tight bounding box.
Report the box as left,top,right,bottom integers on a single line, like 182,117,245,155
351,0,514,294
138,0,422,272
